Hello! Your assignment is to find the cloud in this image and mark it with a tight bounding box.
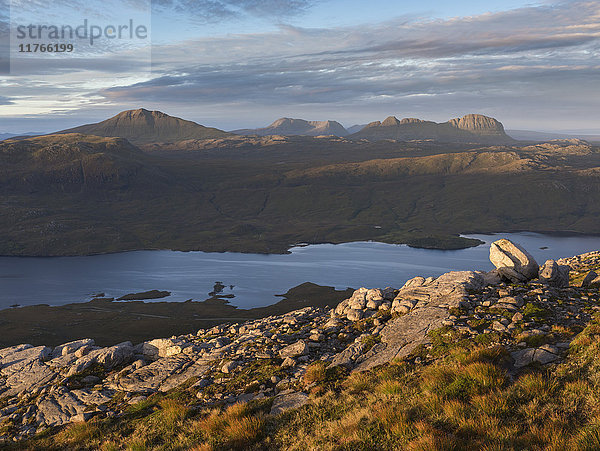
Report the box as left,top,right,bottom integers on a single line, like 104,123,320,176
152,0,316,22
0,95,14,105
99,1,600,111
4,0,600,131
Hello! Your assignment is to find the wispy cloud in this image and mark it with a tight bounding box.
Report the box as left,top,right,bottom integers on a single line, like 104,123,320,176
94,1,600,129
2,0,600,132
152,0,317,22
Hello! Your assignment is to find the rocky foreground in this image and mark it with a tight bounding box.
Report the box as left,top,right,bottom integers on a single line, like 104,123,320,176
1,239,599,444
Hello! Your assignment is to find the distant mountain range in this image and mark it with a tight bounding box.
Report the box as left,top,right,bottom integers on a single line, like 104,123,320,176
233,114,515,144
5,109,595,146
57,108,231,145
232,118,349,137
350,114,514,144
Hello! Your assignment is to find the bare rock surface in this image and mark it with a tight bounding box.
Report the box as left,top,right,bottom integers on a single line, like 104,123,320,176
490,238,539,282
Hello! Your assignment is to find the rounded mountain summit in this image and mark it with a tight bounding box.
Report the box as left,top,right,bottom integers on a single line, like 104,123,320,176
58,109,232,145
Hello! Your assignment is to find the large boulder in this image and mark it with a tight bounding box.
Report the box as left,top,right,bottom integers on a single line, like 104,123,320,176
489,239,539,283
539,260,570,287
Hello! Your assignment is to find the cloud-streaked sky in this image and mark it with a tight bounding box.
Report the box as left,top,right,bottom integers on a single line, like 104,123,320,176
1,0,599,133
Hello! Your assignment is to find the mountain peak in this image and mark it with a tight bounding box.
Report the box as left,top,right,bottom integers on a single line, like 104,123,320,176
233,117,348,137
381,116,401,127
352,113,512,143
57,109,231,144
448,114,505,133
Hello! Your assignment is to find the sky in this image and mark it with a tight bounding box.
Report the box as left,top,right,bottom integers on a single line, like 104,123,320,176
0,0,599,133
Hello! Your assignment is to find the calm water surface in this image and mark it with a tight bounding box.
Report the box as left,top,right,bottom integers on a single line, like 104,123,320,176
0,233,598,309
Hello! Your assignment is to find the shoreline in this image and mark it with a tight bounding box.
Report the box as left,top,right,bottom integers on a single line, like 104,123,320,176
2,229,598,258
0,282,353,348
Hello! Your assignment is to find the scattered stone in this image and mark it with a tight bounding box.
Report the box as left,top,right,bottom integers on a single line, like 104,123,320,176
281,357,296,368
582,270,599,288
279,341,309,359
270,392,309,415
221,361,239,374
539,260,570,287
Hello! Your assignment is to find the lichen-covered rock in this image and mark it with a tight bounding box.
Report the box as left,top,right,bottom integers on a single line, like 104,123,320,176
346,309,364,321
354,271,484,372
137,338,185,360
279,341,309,359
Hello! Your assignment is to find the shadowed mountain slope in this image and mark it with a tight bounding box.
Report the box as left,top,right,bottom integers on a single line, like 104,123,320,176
1,131,598,256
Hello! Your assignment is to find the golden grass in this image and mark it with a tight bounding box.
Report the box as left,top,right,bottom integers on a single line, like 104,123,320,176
302,361,327,386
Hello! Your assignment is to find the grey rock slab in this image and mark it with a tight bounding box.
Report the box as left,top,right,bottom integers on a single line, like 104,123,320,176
0,346,52,376
354,306,449,371
355,271,484,371
279,341,309,359
70,388,114,407
1,360,58,397
0,344,33,360
116,355,194,393
33,389,111,428
393,271,484,309
511,346,560,368
330,342,365,368
270,392,309,415
158,361,209,393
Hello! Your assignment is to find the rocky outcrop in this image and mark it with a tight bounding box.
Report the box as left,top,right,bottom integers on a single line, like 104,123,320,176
539,259,570,287
447,114,505,135
490,238,539,282
353,271,484,371
1,244,599,444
